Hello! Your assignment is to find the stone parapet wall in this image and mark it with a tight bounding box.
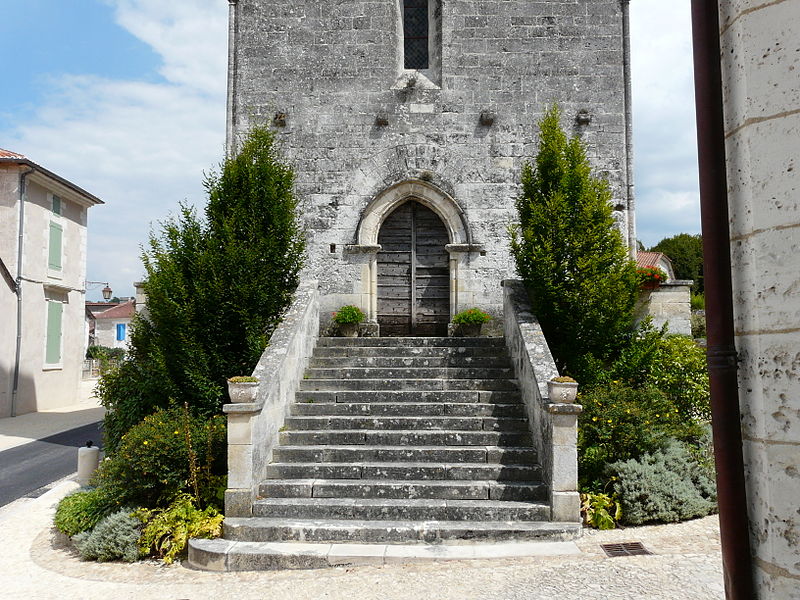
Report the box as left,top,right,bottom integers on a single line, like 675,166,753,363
223,280,319,517
635,280,692,336
502,279,581,523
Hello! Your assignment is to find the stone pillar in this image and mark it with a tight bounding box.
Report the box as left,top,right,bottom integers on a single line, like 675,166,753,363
224,405,259,517
547,403,582,522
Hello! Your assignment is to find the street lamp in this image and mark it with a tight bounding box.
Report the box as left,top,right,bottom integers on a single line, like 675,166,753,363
86,281,113,300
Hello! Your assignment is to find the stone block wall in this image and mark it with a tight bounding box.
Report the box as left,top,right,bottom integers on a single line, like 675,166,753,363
635,281,693,336
227,0,632,323
719,0,800,596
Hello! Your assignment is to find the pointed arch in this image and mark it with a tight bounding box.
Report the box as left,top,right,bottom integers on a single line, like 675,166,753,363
356,179,470,247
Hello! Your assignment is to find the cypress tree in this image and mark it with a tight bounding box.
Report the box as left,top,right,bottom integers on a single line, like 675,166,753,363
511,105,638,374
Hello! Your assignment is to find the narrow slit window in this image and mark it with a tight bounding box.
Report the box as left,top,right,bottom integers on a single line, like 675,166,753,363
404,0,429,70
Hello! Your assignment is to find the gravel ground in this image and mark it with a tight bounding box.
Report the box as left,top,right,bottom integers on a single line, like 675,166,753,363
1,480,724,600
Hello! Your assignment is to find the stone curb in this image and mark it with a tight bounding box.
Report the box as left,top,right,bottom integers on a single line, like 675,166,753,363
188,537,582,572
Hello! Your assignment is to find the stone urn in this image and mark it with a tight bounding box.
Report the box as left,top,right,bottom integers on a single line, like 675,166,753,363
227,377,259,403
547,378,579,403
338,322,359,337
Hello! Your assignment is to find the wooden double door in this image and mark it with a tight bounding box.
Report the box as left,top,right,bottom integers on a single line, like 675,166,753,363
377,201,450,336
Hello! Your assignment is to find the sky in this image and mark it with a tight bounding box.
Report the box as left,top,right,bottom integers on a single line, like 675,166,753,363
0,0,700,301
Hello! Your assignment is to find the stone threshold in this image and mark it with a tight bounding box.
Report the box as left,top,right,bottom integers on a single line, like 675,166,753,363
189,538,582,571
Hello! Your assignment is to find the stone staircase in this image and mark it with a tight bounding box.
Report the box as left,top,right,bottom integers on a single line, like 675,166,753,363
222,336,579,547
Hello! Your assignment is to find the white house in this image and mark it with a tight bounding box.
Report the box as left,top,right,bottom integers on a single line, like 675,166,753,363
92,299,135,350
0,149,103,417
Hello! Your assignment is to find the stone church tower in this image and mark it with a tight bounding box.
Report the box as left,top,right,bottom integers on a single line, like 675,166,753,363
225,0,634,335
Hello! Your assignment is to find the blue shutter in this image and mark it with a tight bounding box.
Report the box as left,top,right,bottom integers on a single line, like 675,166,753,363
116,323,126,341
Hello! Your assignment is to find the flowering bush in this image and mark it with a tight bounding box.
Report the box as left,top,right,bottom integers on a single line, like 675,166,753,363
636,266,668,286
332,305,365,324
452,308,491,325
92,406,226,510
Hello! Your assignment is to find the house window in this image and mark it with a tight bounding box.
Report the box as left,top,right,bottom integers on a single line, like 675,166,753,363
116,323,127,342
403,0,429,69
45,299,63,365
48,222,63,271
52,195,62,215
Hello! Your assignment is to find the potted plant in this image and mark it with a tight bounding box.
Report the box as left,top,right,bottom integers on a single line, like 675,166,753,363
636,266,668,290
547,376,578,403
452,308,491,337
332,305,365,337
227,375,259,403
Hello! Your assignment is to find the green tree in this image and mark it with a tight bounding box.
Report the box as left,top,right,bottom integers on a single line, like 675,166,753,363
99,126,305,449
650,233,704,293
510,105,638,374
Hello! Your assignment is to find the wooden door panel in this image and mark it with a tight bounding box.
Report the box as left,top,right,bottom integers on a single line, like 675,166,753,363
377,201,449,336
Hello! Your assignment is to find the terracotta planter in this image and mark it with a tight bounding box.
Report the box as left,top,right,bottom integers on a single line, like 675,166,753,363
455,323,482,337
641,281,660,291
338,322,359,337
227,380,259,403
547,380,579,403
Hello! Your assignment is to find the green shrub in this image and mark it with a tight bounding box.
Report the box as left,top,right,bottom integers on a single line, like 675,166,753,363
647,336,710,421
137,494,224,564
690,292,705,311
609,439,717,525
86,345,125,361
73,509,142,562
578,383,704,491
228,375,257,383
452,308,491,325
650,233,704,293
92,407,226,509
54,488,120,537
332,305,365,324
510,104,639,375
99,125,305,450
691,312,707,339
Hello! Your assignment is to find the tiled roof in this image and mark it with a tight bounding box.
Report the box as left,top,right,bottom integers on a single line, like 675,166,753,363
636,251,665,269
93,300,136,320
0,148,26,159
0,148,103,205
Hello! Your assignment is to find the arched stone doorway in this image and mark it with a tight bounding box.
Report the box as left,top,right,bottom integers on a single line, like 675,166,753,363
377,201,450,336
347,179,482,335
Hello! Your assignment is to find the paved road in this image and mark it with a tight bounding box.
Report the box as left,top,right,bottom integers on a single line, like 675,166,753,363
0,421,103,507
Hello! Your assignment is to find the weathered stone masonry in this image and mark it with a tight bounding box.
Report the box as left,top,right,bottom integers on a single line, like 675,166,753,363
227,0,633,329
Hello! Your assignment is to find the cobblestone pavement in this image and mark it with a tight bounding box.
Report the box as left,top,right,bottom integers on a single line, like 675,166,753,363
1,481,724,600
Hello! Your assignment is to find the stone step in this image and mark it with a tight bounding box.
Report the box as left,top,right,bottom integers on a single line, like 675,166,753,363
313,346,510,358
310,356,512,368
298,378,520,392
294,390,522,404
222,517,576,545
265,462,540,481
189,535,583,571
278,429,533,447
272,445,537,464
258,479,547,501
283,416,529,432
316,337,505,348
305,367,515,380
290,402,524,417
252,498,551,521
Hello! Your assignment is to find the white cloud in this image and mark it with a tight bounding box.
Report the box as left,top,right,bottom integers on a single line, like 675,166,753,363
2,0,228,299
630,0,702,247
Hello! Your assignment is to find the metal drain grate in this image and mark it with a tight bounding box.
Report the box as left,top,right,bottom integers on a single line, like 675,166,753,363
601,542,653,557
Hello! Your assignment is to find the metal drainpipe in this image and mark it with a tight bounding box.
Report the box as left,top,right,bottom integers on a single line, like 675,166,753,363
10,168,33,418
689,2,755,598
620,0,636,256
